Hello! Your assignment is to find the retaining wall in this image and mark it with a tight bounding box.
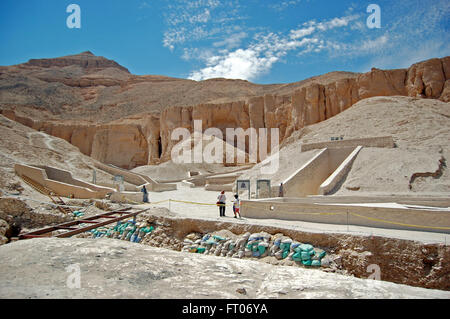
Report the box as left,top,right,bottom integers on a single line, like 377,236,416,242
240,199,450,234
301,136,394,152
110,191,144,203
15,164,115,199
94,162,177,192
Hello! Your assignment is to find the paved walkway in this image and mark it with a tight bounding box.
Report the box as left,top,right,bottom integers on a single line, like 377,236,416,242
135,183,450,245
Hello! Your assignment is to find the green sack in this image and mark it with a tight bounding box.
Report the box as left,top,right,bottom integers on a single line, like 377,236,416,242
301,251,311,261
282,250,289,259
302,259,312,266
311,260,321,267
280,243,291,252
299,244,314,252
292,252,302,262
213,235,225,241
196,247,206,254
257,245,266,255
141,226,154,234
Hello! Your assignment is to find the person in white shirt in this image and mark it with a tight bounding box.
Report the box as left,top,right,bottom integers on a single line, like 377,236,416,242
233,194,241,219
217,191,226,217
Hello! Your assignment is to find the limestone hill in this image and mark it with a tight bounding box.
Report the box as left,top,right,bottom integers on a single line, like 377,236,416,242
241,96,450,196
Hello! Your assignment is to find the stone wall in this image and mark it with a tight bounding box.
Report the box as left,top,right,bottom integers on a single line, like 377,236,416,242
241,199,450,234
15,164,115,199
301,136,394,152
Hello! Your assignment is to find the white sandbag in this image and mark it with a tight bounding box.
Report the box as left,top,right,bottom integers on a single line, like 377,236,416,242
275,250,284,260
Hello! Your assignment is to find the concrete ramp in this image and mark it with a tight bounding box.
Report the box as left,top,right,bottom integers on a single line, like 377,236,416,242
283,147,358,197
318,146,363,195
94,162,177,192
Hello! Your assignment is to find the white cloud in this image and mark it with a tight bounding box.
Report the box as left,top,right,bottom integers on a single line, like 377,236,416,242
169,1,449,82
359,35,389,52
269,0,302,12
213,32,248,50
188,48,277,81
162,0,245,51
331,0,450,67
188,14,360,81
188,35,319,81
290,26,315,39
289,15,359,40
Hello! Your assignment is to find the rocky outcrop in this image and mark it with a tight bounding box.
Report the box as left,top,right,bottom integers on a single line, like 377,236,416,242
24,51,130,73
406,58,448,99
0,198,71,229
289,57,449,132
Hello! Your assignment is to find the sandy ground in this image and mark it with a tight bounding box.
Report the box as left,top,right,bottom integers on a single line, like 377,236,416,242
0,237,449,299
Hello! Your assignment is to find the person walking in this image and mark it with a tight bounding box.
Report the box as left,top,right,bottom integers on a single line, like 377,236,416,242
141,185,149,203
233,194,241,219
278,182,284,198
217,191,226,217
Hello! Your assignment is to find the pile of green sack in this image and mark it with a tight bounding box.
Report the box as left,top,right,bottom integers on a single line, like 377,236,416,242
88,220,154,243
181,231,327,267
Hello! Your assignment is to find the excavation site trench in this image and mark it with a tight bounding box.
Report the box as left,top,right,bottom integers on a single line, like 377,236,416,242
74,210,450,291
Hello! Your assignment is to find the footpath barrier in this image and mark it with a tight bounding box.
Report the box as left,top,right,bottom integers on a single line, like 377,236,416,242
149,199,450,233
241,201,450,234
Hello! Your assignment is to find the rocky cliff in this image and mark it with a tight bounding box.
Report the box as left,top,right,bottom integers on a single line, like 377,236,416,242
1,53,448,168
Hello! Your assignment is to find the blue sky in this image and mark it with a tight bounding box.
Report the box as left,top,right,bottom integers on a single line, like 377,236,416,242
0,0,449,84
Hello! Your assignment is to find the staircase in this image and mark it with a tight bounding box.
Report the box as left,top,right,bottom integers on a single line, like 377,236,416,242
19,175,73,215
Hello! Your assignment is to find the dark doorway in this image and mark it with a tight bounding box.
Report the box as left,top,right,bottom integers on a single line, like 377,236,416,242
158,136,162,158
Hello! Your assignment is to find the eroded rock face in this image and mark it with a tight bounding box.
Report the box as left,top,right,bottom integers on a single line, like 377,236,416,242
1,56,448,168
406,58,448,99
90,124,148,169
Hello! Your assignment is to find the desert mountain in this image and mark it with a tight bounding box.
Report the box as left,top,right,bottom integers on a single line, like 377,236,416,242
0,52,449,169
